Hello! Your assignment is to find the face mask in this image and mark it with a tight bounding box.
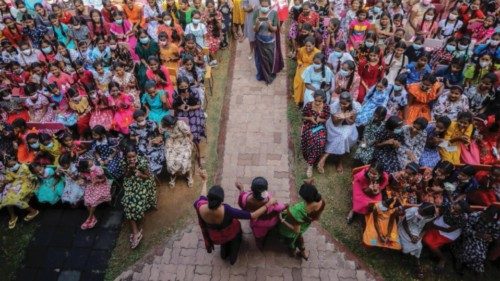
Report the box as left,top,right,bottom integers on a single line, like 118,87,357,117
334,51,342,58
458,44,468,50
3,94,11,100
74,25,81,30
45,142,54,149
488,39,500,46
424,15,434,21
446,44,456,52
109,44,117,50
192,18,200,24
9,163,20,172
30,142,40,149
394,128,403,134
365,41,374,48
139,37,150,44
448,14,457,20
260,7,269,13
261,191,269,199
115,19,123,24
313,63,321,69
294,4,301,9
22,49,31,55
19,8,27,13
413,43,422,50
393,85,402,91
165,20,172,25
339,69,349,77
443,182,456,193
138,120,147,126
372,6,381,13
42,46,52,54
470,5,478,10
15,68,23,74
30,94,38,100
479,61,491,68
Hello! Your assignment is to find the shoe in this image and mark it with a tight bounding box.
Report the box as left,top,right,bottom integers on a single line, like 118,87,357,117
24,210,39,222
8,216,18,229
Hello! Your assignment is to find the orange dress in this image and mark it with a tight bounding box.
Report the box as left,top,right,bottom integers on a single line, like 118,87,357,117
16,130,37,164
405,83,440,124
122,4,145,28
157,23,184,44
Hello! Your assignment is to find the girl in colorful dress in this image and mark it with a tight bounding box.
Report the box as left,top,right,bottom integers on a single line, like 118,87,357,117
121,145,157,249
414,7,438,39
157,31,180,70
332,60,360,101
405,74,441,124
468,15,496,45
87,9,110,41
419,116,452,168
135,29,160,90
108,82,135,134
322,18,344,58
439,111,474,165
90,125,124,180
397,117,429,168
372,115,405,173
47,63,74,92
353,106,386,167
177,55,205,105
161,115,193,187
141,80,170,125
109,35,134,72
355,78,391,127
173,76,206,165
112,62,140,108
58,153,84,206
384,42,408,84
157,12,184,45
463,73,497,116
109,11,139,61
463,53,494,87
300,89,329,178
431,85,469,121
49,14,76,49
129,110,165,176
348,9,371,51
386,74,408,118
363,197,401,250
293,37,320,105
185,10,207,50
143,0,162,41
203,1,222,61
78,157,112,230
232,0,245,40
357,46,385,103
146,56,174,108
31,162,65,205
374,12,394,47
24,83,55,123
89,87,114,131
1,156,39,229
68,88,92,136
301,53,333,105
436,9,462,40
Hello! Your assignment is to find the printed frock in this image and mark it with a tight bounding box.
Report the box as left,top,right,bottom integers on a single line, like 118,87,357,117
300,102,330,165
34,166,65,205
60,164,85,205
164,119,193,175
120,157,157,221
89,138,125,180
129,121,166,176
173,90,206,144
81,165,112,208
0,164,36,210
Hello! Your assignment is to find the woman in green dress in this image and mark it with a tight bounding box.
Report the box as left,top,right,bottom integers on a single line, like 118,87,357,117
278,179,325,260
135,29,159,91
121,145,157,249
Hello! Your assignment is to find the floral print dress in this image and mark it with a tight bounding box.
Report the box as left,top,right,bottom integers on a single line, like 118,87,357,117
25,94,55,123
59,163,84,205
164,120,193,175
129,121,166,176
80,164,111,208
397,125,427,168
89,138,124,180
120,156,157,221
301,102,330,165
372,125,404,173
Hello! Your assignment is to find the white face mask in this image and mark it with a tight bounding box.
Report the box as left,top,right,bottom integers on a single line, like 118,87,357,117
22,49,32,55
165,20,172,25
424,15,434,21
448,14,457,20
261,191,269,199
479,61,491,68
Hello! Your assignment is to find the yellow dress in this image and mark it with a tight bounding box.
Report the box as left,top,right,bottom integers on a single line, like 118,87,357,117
362,202,401,250
232,0,245,25
159,43,180,70
439,121,473,165
0,164,36,209
40,138,63,165
293,47,320,104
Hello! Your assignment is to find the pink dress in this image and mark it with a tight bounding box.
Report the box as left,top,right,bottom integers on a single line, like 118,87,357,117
89,94,114,130
25,94,55,122
81,165,111,208
47,72,74,92
352,167,389,215
109,93,135,134
109,20,139,61
238,191,286,238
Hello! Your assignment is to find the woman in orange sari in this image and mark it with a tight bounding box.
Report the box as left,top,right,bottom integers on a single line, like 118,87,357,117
404,74,442,124
123,0,145,30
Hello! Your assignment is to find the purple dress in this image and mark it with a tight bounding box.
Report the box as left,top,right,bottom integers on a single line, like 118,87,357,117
173,91,206,144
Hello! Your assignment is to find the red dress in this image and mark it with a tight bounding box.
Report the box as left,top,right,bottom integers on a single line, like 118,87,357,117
146,66,174,108
357,59,385,103
2,24,27,45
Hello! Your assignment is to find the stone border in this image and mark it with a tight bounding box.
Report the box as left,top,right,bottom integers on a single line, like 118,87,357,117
283,42,385,281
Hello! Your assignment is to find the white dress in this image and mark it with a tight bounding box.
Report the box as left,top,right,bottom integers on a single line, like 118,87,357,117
325,101,360,155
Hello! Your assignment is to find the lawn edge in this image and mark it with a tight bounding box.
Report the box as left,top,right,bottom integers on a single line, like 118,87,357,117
283,50,385,281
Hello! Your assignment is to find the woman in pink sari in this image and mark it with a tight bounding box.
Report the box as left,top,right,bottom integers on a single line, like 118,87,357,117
237,177,286,249
347,162,389,223
109,11,139,61
108,82,135,134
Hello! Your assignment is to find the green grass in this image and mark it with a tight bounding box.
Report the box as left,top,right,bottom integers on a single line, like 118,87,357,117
104,45,233,280
0,218,38,281
286,58,499,281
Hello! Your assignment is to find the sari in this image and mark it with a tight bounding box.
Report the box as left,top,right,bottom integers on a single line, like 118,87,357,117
253,10,284,84
278,200,325,249
293,47,320,104
363,202,401,250
352,167,389,215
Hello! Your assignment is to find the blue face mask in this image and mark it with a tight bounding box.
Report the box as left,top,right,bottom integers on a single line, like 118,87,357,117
140,37,150,44
413,43,422,50
30,142,40,149
192,18,200,24
45,142,54,149
313,63,322,69
115,19,123,24
260,7,269,13
372,6,381,13
393,84,402,91
294,5,301,9
446,44,456,52
365,41,374,48
334,51,342,58
9,163,20,172
339,69,349,77
394,128,403,134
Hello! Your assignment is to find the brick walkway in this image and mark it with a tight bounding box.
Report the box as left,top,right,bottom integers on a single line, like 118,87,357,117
115,39,376,281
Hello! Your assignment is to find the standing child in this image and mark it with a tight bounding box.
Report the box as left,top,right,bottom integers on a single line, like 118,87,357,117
58,153,84,206
78,158,111,230
348,9,371,52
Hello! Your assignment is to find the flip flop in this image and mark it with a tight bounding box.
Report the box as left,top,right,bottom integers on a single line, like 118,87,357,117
8,216,18,229
87,216,98,229
24,210,39,222
131,229,143,249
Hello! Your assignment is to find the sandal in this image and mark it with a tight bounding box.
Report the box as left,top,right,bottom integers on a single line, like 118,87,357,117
306,166,313,178
296,249,310,261
24,210,39,222
8,216,18,230
131,229,143,249
169,177,176,188
346,211,354,224
81,218,91,230
87,216,98,229
187,176,194,188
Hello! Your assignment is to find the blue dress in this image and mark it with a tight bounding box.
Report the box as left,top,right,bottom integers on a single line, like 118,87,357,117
301,65,334,105
141,90,170,125
419,125,442,168
355,86,391,126
35,166,65,205
52,23,76,49
88,138,124,180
